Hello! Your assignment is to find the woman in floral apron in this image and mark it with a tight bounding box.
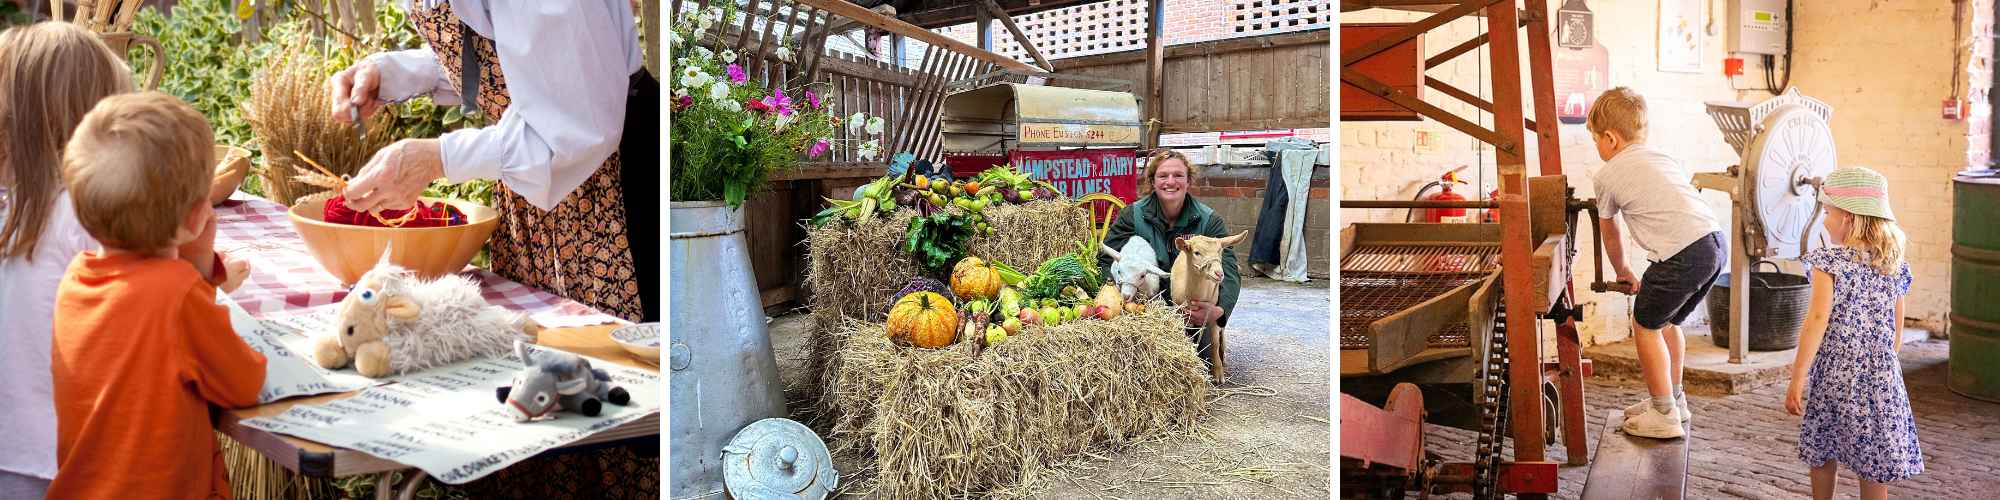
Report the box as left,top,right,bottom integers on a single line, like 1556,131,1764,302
328,1,657,497
331,0,657,325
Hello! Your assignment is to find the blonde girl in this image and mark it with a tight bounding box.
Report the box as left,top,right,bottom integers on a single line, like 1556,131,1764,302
1787,166,1921,500
0,22,136,499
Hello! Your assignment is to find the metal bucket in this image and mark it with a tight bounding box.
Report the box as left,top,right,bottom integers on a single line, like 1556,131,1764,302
1707,261,1811,351
669,201,789,499
1951,174,2000,403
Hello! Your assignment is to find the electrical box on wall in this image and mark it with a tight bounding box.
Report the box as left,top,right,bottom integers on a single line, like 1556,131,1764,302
1727,0,1789,56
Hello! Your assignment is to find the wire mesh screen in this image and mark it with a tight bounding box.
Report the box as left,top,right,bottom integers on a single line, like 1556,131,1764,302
1339,243,1499,350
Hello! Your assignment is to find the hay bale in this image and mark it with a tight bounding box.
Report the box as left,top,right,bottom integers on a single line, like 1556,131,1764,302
805,200,1092,406
804,200,1091,323
820,304,1208,498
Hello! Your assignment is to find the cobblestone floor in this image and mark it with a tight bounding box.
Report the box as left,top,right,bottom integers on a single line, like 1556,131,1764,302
1422,339,2000,499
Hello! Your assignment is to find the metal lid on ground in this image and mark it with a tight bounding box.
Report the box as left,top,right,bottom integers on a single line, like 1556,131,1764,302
722,418,838,500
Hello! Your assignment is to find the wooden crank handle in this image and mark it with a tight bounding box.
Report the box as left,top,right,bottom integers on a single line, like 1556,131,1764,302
1591,281,1637,295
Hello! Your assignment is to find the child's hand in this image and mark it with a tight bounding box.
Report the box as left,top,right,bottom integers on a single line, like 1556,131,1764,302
1615,271,1640,294
219,253,250,293
1785,380,1806,416
177,210,220,281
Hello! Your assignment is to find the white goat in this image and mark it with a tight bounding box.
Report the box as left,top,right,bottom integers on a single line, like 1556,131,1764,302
1099,237,1170,303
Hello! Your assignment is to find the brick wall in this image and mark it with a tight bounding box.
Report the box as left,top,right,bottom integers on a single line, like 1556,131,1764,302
1343,1,1749,345
1343,0,1992,343
1789,0,1991,329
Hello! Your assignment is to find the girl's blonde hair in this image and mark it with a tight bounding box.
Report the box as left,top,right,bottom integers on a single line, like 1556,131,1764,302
1843,210,1908,275
0,22,135,261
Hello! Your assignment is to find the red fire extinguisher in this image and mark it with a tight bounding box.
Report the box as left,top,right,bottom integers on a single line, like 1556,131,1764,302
1419,171,1471,223
1483,188,1501,223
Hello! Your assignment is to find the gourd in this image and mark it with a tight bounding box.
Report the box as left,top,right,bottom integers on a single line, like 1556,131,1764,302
887,292,959,348
950,257,1004,300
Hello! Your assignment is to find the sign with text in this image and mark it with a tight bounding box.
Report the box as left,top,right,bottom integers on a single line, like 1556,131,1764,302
1010,148,1142,203
1018,122,1139,146
241,344,661,484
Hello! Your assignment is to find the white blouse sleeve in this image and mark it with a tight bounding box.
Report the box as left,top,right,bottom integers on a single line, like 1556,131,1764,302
435,0,639,210
362,48,463,107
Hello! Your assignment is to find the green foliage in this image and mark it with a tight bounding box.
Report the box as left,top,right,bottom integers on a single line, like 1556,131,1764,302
127,0,492,206
903,211,977,278
0,2,32,29
669,4,841,208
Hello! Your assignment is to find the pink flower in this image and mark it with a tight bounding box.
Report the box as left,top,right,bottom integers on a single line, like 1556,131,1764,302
763,89,795,117
804,90,821,109
727,64,747,84
675,94,693,110
809,139,830,158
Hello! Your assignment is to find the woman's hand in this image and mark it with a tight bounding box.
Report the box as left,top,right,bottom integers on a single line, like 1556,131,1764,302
344,139,444,214
1181,300,1223,327
329,62,386,124
1785,380,1807,416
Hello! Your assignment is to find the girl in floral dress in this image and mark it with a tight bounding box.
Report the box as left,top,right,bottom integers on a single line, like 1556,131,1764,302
1787,166,1922,500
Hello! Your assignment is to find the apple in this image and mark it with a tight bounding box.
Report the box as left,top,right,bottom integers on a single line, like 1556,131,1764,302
1019,308,1042,326
1002,317,1023,335
1094,305,1118,320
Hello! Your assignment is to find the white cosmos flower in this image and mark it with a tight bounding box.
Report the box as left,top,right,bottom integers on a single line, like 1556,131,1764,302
775,46,793,59
847,113,867,134
709,81,730,101
721,50,738,63
857,140,882,161
774,112,795,130
865,116,885,135
678,68,710,90
695,46,712,59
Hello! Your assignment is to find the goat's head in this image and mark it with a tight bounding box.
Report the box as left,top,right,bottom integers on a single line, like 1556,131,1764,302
333,251,421,349
1174,230,1250,283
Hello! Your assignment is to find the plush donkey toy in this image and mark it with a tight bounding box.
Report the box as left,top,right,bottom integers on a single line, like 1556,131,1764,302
496,341,632,422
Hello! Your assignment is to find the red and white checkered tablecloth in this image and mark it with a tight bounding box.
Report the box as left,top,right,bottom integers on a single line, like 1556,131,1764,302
214,192,624,328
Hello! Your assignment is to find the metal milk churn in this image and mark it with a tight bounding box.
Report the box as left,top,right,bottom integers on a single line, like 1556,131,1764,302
669,201,789,499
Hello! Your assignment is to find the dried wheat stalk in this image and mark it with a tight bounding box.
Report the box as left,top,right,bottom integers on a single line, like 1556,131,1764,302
245,31,396,206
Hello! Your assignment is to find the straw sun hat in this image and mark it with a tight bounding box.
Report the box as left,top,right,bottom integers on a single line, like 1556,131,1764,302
1818,166,1896,221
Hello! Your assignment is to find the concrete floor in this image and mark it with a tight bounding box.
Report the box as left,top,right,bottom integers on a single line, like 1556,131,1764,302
1419,339,2000,499
770,276,1332,498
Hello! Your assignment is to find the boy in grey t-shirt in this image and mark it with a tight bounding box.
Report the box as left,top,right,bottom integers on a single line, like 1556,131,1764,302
1590,88,1724,439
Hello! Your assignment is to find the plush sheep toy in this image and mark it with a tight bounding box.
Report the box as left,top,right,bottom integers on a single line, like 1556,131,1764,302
314,257,540,378
496,341,632,421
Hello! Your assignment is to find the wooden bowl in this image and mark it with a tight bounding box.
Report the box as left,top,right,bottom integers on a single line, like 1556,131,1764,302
210,145,250,205
287,197,500,284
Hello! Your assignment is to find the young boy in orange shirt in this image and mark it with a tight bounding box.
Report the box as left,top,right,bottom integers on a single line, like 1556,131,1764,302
48,92,267,500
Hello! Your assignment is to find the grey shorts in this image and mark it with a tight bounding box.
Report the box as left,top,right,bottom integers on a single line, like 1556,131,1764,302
1634,232,1725,330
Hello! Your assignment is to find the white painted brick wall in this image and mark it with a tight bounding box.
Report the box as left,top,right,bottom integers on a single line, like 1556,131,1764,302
1341,0,1990,344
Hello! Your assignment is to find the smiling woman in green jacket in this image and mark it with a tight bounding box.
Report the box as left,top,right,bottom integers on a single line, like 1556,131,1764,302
1097,149,1239,368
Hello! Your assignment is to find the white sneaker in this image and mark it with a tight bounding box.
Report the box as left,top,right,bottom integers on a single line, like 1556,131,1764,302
1623,397,1691,422
1622,404,1687,439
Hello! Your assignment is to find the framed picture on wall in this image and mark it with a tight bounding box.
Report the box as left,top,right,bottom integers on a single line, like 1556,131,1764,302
1658,0,1703,73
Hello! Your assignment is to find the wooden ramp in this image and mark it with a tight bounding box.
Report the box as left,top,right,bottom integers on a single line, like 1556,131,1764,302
1580,410,1689,500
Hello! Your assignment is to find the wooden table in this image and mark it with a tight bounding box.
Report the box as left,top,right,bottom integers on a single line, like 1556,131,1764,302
217,325,660,499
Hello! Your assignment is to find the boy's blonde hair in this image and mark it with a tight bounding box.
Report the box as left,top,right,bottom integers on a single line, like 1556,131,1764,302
0,22,134,261
1587,87,1648,142
62,92,214,253
1843,210,1908,276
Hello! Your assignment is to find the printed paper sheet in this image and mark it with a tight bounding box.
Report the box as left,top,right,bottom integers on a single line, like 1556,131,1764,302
239,343,661,484
218,295,378,404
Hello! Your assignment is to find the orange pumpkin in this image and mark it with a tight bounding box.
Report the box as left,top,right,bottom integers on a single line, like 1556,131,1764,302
951,257,1004,300
887,292,959,348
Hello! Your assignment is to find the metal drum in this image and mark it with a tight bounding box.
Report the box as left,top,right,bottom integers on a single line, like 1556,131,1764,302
669,201,789,498
1951,174,2000,402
